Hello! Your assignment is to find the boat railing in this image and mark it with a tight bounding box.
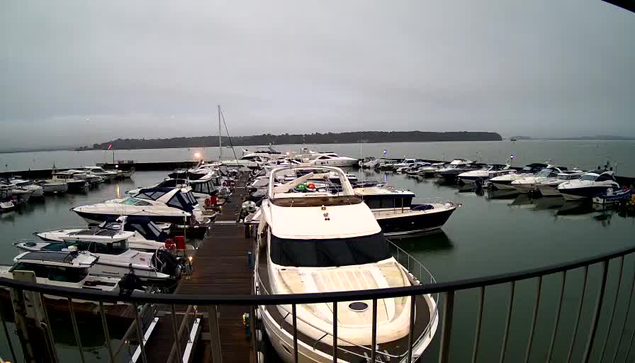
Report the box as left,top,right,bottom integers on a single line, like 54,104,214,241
4,243,635,362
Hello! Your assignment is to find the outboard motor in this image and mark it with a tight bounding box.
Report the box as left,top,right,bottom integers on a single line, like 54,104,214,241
152,249,185,279
119,270,145,296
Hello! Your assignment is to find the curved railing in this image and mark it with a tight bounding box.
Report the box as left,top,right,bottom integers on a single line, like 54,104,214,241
1,243,635,362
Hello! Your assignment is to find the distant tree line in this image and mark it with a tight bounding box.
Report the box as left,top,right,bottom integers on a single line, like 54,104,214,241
85,131,502,150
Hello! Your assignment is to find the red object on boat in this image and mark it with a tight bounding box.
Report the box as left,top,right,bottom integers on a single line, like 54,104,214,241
175,236,186,250
164,238,176,250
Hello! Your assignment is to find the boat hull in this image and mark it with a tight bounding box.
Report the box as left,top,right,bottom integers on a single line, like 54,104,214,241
42,183,68,194
559,186,618,201
490,180,516,190
374,204,457,237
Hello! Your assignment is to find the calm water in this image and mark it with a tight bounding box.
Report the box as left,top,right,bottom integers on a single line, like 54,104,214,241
2,140,635,175
0,164,634,361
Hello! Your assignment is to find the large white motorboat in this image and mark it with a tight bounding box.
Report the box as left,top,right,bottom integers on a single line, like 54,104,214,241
307,152,359,167
489,163,548,190
7,179,44,198
254,166,438,362
15,232,186,283
52,171,90,192
80,166,119,181
536,170,585,197
510,165,568,193
458,164,515,185
36,179,68,194
558,170,621,201
35,216,171,252
0,251,126,297
71,187,211,236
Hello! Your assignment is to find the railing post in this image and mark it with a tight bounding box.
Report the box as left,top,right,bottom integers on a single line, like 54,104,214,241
599,257,625,363
567,265,589,363
499,281,516,363
438,290,455,363
68,298,86,363
371,298,378,363
547,271,567,363
471,286,485,363
524,276,543,363
407,294,417,363
292,303,299,363
332,301,338,363
0,294,18,363
10,287,35,361
171,304,184,363
581,260,610,363
612,261,635,363
133,303,148,363
208,305,223,363
98,302,115,363
38,294,59,363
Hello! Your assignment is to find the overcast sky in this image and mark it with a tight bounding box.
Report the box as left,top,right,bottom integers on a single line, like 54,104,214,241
1,1,634,150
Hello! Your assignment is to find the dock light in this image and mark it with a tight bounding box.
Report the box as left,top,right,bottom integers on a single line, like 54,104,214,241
194,152,201,159
188,256,193,263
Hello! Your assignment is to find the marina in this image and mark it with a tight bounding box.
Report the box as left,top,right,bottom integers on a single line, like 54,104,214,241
0,145,635,362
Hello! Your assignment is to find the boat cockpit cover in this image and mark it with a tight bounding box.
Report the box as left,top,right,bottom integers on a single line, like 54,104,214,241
270,232,389,267
167,191,195,212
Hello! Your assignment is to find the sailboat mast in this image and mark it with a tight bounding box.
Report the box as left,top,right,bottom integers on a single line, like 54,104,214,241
218,105,222,160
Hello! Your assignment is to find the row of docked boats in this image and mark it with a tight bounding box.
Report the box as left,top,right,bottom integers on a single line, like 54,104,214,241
0,162,238,299
0,166,134,213
368,157,628,202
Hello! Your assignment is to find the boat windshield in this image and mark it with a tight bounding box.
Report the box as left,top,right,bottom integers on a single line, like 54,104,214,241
120,198,152,206
535,169,554,178
270,232,390,267
580,174,598,181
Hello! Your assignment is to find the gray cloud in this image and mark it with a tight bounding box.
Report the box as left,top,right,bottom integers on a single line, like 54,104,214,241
1,0,634,149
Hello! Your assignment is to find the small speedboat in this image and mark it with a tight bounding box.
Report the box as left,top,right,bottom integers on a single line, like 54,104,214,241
536,170,585,197
0,251,127,298
36,179,68,194
15,234,187,283
35,216,172,252
558,170,621,201
511,165,567,193
7,179,44,198
593,189,634,206
458,164,514,185
489,163,548,190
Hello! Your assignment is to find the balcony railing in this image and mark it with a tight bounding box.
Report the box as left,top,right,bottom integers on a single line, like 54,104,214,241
1,243,635,362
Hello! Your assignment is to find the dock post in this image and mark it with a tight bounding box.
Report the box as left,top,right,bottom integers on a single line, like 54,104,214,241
10,287,36,361
208,305,223,362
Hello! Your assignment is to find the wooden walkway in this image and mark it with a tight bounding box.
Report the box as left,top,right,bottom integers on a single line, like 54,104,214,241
144,177,254,363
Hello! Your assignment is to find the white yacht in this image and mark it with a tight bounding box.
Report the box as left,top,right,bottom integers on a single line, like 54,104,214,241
36,179,68,194
0,251,124,297
80,166,119,181
71,187,211,233
52,171,90,192
308,152,358,167
7,179,44,198
15,233,186,282
511,165,567,193
254,166,438,362
489,163,548,190
458,164,515,185
35,216,171,252
536,170,585,197
391,158,419,171
416,162,445,177
558,170,620,201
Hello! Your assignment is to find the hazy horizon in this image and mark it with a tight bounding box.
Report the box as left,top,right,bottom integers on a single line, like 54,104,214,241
1,1,634,150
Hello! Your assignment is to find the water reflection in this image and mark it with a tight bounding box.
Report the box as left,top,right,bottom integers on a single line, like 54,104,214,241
391,230,454,254
486,189,519,201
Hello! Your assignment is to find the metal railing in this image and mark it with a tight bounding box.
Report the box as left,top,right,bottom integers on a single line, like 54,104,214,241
2,244,635,362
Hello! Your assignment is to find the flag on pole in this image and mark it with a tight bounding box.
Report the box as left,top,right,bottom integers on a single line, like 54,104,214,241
108,144,113,150
383,149,388,155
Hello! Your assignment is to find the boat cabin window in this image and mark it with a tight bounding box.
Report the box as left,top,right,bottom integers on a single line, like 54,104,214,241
11,263,89,283
88,240,128,255
167,192,195,211
317,155,331,160
136,190,168,200
191,181,215,194
270,232,390,267
362,195,413,209
596,174,615,182
129,222,164,240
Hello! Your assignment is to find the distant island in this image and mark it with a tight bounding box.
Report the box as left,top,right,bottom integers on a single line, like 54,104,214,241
507,135,635,141
83,131,503,150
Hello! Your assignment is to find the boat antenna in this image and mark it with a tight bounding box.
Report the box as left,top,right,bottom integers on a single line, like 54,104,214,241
218,105,222,161
219,107,239,162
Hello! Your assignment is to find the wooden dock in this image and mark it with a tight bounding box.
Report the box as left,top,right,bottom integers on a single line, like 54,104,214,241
144,176,254,363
